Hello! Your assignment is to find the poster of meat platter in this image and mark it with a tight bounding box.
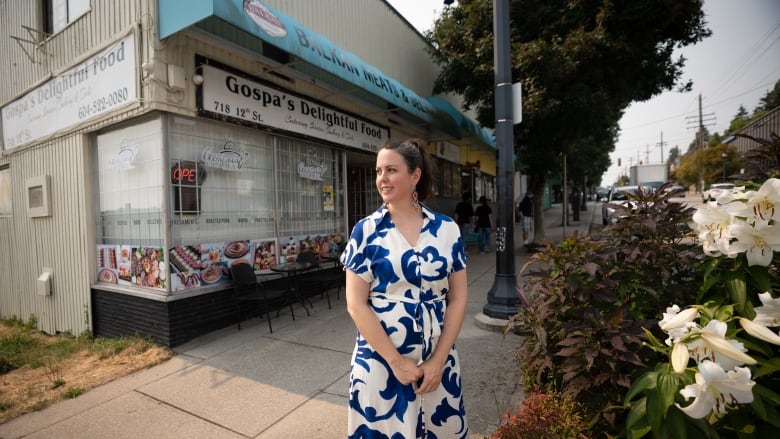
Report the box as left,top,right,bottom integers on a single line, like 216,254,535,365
133,247,167,291
169,244,207,291
96,244,119,284
222,240,254,275
251,239,277,273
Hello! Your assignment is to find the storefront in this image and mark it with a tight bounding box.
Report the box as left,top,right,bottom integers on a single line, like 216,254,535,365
0,0,496,346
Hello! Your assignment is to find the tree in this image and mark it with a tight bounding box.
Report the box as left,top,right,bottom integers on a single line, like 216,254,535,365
727,104,750,133
427,0,710,237
756,78,780,113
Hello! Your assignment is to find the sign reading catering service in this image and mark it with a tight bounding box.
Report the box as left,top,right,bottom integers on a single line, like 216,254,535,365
1,33,137,150
198,63,388,153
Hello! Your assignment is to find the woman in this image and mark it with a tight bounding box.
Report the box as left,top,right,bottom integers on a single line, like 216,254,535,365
340,138,469,438
474,196,493,254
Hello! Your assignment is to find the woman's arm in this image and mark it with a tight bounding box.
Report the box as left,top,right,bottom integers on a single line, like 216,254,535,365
417,268,468,394
345,270,422,385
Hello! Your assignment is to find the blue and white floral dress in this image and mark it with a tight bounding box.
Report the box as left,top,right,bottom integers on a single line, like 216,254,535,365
340,204,469,439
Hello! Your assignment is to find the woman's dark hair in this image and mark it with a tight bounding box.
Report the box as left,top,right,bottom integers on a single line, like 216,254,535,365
379,138,436,202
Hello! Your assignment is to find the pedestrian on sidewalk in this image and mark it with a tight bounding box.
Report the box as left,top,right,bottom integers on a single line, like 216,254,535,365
475,196,493,253
341,138,469,438
518,190,534,244
454,191,474,241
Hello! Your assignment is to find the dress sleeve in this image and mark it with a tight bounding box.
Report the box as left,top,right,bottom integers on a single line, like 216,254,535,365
450,220,467,273
339,219,375,284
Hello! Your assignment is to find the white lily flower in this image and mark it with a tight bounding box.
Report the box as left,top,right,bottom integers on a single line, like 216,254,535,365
743,178,780,225
691,204,733,257
659,306,699,331
739,317,780,346
688,320,756,370
728,220,780,266
659,306,699,345
677,360,755,419
754,292,780,327
671,342,690,373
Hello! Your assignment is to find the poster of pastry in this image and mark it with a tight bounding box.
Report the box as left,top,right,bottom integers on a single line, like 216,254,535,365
96,244,119,285
117,245,133,285
251,239,277,272
223,240,253,270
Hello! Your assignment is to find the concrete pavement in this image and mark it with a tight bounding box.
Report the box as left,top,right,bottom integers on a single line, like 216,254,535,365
0,201,597,439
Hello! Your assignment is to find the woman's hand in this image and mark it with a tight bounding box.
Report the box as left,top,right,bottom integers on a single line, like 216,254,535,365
389,356,423,386
415,357,446,394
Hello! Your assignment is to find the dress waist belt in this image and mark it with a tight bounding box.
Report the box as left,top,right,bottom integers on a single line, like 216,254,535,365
369,293,445,343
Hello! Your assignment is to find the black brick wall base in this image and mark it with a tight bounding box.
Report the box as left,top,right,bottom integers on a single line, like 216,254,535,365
91,288,236,347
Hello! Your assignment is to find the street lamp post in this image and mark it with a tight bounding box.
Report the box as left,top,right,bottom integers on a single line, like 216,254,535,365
483,0,519,319
722,152,727,181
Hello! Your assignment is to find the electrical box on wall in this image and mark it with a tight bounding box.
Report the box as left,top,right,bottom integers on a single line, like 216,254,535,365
37,268,53,296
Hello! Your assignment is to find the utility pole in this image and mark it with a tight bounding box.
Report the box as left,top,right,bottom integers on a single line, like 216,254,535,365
685,94,716,192
656,131,667,164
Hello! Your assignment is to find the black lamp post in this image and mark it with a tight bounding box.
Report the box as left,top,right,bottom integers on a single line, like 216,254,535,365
442,0,518,319
722,152,727,181
483,0,519,319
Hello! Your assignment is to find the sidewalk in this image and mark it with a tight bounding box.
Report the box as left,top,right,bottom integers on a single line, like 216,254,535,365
0,202,597,439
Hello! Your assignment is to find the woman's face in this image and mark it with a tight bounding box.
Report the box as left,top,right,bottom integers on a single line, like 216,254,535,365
375,148,420,206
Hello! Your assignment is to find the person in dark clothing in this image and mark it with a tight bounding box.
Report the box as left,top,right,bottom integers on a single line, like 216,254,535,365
569,187,581,221
474,196,493,254
518,191,533,244
454,192,474,239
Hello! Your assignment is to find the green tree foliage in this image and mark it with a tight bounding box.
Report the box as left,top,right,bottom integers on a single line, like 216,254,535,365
675,143,740,187
427,0,711,197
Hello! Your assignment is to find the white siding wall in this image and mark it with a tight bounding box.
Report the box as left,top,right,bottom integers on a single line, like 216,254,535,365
0,0,151,334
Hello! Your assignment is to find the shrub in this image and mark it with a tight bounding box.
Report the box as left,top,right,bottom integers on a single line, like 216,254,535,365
491,387,588,438
508,185,701,433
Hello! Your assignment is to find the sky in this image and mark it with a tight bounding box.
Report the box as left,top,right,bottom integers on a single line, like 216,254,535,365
385,0,780,186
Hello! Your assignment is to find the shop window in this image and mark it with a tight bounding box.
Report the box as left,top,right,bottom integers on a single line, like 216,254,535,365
43,0,90,35
171,160,205,215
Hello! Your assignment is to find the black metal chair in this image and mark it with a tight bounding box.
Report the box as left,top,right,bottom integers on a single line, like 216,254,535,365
297,249,345,309
231,262,291,333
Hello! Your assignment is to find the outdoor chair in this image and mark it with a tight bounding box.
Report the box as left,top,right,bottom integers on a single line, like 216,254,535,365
297,247,345,309
231,262,291,333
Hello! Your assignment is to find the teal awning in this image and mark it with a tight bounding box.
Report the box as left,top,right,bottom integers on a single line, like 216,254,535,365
427,97,495,148
158,0,494,147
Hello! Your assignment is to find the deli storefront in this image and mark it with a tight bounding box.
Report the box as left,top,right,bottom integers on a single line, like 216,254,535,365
91,57,387,345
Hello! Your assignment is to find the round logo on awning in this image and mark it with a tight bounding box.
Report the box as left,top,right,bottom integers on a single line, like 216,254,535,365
243,0,287,38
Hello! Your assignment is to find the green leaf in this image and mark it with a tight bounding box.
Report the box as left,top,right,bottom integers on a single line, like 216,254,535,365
626,397,648,433
646,389,663,433
754,383,780,407
747,264,772,292
725,272,747,314
665,407,688,439
625,371,657,404
657,370,680,418
755,357,780,378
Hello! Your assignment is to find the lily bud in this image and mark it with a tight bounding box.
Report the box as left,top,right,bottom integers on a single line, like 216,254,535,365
739,317,780,346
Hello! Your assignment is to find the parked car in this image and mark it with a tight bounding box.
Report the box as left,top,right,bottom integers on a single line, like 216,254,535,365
595,187,611,201
602,185,640,225
702,183,735,203
663,184,687,197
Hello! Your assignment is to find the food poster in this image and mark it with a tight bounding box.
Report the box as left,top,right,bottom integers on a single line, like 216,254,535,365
169,245,206,290
96,244,119,284
280,235,303,263
133,247,167,291
222,240,254,276
117,245,133,286
252,239,278,272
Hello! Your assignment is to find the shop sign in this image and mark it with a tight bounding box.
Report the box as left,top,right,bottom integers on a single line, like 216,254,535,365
297,153,327,181
198,63,388,153
201,140,248,171
107,140,138,170
2,33,137,150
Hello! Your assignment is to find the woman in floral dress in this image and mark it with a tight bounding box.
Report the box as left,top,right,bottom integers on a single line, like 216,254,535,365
341,138,469,438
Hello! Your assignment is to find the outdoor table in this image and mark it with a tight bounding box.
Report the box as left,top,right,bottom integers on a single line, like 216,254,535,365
270,261,314,315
